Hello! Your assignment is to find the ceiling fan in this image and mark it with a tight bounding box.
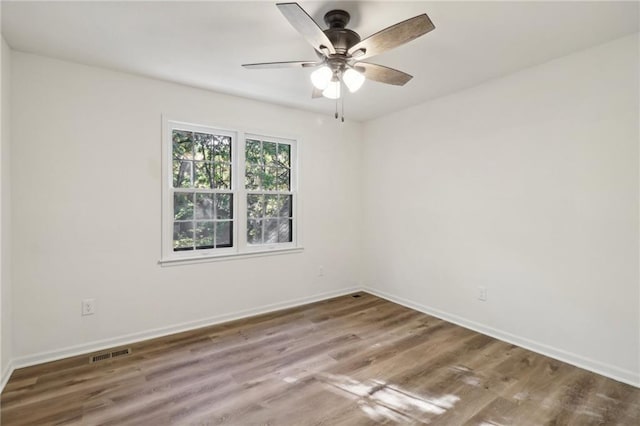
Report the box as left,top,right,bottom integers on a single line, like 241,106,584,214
242,2,435,104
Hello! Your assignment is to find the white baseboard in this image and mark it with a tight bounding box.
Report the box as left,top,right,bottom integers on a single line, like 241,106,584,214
364,287,640,388
1,359,14,393
8,286,364,376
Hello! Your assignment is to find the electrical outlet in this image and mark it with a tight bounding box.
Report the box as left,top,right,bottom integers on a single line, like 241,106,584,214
82,298,96,316
478,287,487,302
318,266,325,277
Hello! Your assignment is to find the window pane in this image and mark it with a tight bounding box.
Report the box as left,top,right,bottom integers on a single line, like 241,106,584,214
277,144,290,168
264,194,279,217
247,194,264,219
194,132,214,161
278,219,292,243
245,163,262,190
215,135,231,162
264,219,279,243
215,194,233,220
215,163,231,189
194,162,214,188
173,160,192,188
279,195,292,218
277,167,290,191
172,130,193,160
246,139,262,164
262,166,278,191
195,221,215,249
216,221,232,247
263,141,277,165
174,193,194,220
173,222,194,251
247,219,263,244
195,193,214,220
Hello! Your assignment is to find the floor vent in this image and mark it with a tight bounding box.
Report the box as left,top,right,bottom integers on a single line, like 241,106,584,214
90,353,111,363
90,348,132,363
111,348,131,358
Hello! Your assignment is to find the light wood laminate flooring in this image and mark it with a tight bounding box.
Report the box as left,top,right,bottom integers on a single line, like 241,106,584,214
1,293,639,425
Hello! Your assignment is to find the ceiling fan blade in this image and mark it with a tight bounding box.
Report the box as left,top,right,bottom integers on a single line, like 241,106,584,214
277,3,336,55
312,87,323,98
242,61,320,69
348,14,434,61
354,62,413,86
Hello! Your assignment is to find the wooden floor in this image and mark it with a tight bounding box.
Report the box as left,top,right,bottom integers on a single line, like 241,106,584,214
1,293,639,425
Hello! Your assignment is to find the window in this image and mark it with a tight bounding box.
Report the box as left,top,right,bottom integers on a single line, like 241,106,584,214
162,120,299,263
245,137,293,245
171,129,234,252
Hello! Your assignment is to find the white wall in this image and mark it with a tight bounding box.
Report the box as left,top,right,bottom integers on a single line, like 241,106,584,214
5,31,639,388
362,34,639,385
10,52,363,363
1,36,13,386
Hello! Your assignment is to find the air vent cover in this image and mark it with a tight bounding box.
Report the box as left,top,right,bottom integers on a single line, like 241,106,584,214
90,353,111,363
90,348,132,363
112,348,131,358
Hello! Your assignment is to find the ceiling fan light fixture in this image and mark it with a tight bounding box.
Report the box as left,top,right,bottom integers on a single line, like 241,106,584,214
322,79,341,99
310,66,332,90
343,68,365,93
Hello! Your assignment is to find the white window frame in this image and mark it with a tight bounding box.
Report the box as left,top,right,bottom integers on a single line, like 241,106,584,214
161,118,301,265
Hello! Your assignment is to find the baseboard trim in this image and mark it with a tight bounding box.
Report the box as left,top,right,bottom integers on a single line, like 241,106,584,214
1,360,15,394
9,286,364,374
364,287,640,388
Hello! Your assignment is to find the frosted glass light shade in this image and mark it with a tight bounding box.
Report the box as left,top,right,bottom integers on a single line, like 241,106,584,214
310,66,332,90
322,80,341,99
343,68,365,93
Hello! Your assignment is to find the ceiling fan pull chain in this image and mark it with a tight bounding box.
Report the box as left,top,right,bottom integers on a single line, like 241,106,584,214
335,97,339,119
341,95,345,122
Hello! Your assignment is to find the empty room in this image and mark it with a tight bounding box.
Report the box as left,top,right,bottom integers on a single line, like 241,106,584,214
0,0,639,424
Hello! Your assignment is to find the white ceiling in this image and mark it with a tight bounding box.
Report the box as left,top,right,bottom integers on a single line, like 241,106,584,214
2,1,638,121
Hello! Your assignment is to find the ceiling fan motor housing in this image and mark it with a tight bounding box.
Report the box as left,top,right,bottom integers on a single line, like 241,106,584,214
323,10,361,55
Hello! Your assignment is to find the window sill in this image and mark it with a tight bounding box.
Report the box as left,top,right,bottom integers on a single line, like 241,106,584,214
158,246,304,267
